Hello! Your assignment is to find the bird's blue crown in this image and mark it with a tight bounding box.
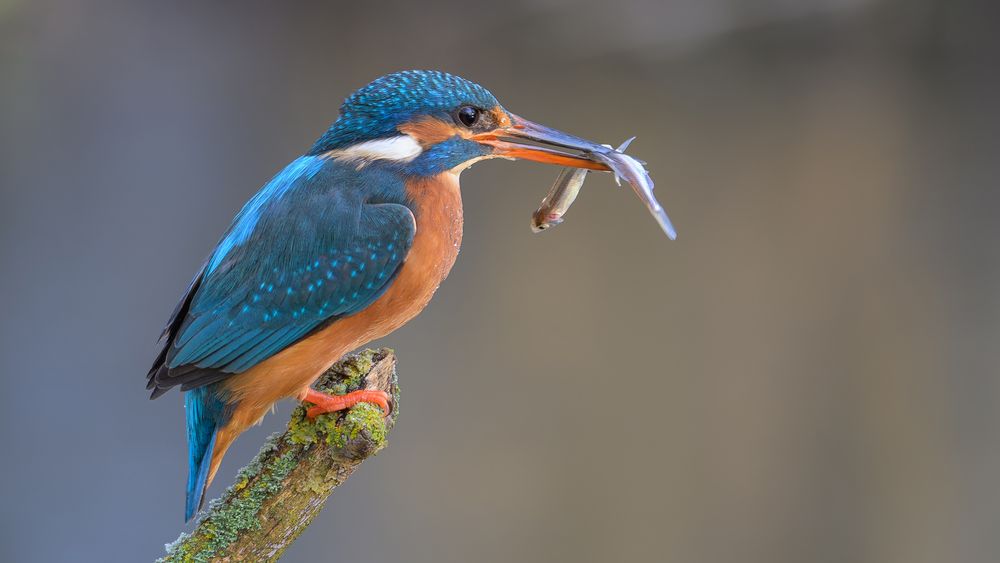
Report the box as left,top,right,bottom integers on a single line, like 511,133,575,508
310,70,500,154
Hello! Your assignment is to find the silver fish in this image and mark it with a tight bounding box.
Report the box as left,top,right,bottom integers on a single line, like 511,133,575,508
593,146,677,240
531,138,635,233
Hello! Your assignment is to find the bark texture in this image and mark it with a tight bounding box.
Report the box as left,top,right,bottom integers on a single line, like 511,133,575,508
158,348,400,563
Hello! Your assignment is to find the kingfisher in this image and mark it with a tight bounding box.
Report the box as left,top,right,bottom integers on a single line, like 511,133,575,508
147,70,621,521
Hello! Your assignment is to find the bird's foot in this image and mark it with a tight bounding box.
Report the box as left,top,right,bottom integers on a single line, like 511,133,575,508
302,388,391,420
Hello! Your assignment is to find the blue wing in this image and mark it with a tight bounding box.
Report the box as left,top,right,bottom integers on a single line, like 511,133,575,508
147,156,415,396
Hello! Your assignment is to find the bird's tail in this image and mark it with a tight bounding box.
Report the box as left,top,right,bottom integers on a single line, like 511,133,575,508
184,386,229,522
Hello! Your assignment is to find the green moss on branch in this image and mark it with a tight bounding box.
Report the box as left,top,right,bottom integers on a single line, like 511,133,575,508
158,348,400,563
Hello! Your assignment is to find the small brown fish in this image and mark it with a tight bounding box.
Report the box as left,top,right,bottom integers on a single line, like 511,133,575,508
531,138,634,233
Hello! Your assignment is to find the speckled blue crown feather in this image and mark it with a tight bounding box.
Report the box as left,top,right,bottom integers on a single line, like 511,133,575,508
310,70,500,154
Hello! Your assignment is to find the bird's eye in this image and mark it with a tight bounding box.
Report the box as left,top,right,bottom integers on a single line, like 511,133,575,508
457,106,481,127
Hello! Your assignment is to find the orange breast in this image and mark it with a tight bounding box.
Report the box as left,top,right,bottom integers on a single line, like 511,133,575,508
202,172,464,490
221,172,464,418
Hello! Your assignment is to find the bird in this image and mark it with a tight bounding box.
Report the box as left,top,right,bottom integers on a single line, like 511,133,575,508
147,70,618,522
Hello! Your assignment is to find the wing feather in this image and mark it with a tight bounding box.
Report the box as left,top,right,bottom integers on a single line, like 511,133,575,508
148,158,415,397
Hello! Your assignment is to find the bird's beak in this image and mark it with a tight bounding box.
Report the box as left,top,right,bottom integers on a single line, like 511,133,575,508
473,113,613,171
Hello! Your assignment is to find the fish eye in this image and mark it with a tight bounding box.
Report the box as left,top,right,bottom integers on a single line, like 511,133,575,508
456,106,481,127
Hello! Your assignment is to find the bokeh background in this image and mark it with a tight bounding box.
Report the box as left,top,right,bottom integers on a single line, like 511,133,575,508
2,0,998,561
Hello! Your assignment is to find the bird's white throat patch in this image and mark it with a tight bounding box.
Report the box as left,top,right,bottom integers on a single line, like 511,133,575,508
324,135,423,168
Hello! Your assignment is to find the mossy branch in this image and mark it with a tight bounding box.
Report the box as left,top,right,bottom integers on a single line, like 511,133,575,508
158,348,400,563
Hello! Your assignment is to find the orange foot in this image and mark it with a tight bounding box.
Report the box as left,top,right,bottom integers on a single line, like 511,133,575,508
301,388,391,420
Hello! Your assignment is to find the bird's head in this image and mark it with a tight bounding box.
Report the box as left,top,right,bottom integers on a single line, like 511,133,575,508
310,70,613,177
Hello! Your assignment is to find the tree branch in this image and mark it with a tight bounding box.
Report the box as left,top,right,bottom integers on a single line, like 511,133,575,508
158,348,400,562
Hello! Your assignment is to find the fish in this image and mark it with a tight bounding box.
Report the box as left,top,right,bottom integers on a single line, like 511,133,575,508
530,168,586,233
593,147,677,240
530,138,635,233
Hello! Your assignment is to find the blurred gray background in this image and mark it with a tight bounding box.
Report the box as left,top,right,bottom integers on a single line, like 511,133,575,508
2,0,998,561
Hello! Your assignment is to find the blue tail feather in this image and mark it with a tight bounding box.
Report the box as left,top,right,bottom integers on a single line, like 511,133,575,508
185,431,216,522
184,386,227,522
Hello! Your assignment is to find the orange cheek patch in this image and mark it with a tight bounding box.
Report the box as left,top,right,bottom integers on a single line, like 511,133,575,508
491,106,511,128
398,117,467,146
